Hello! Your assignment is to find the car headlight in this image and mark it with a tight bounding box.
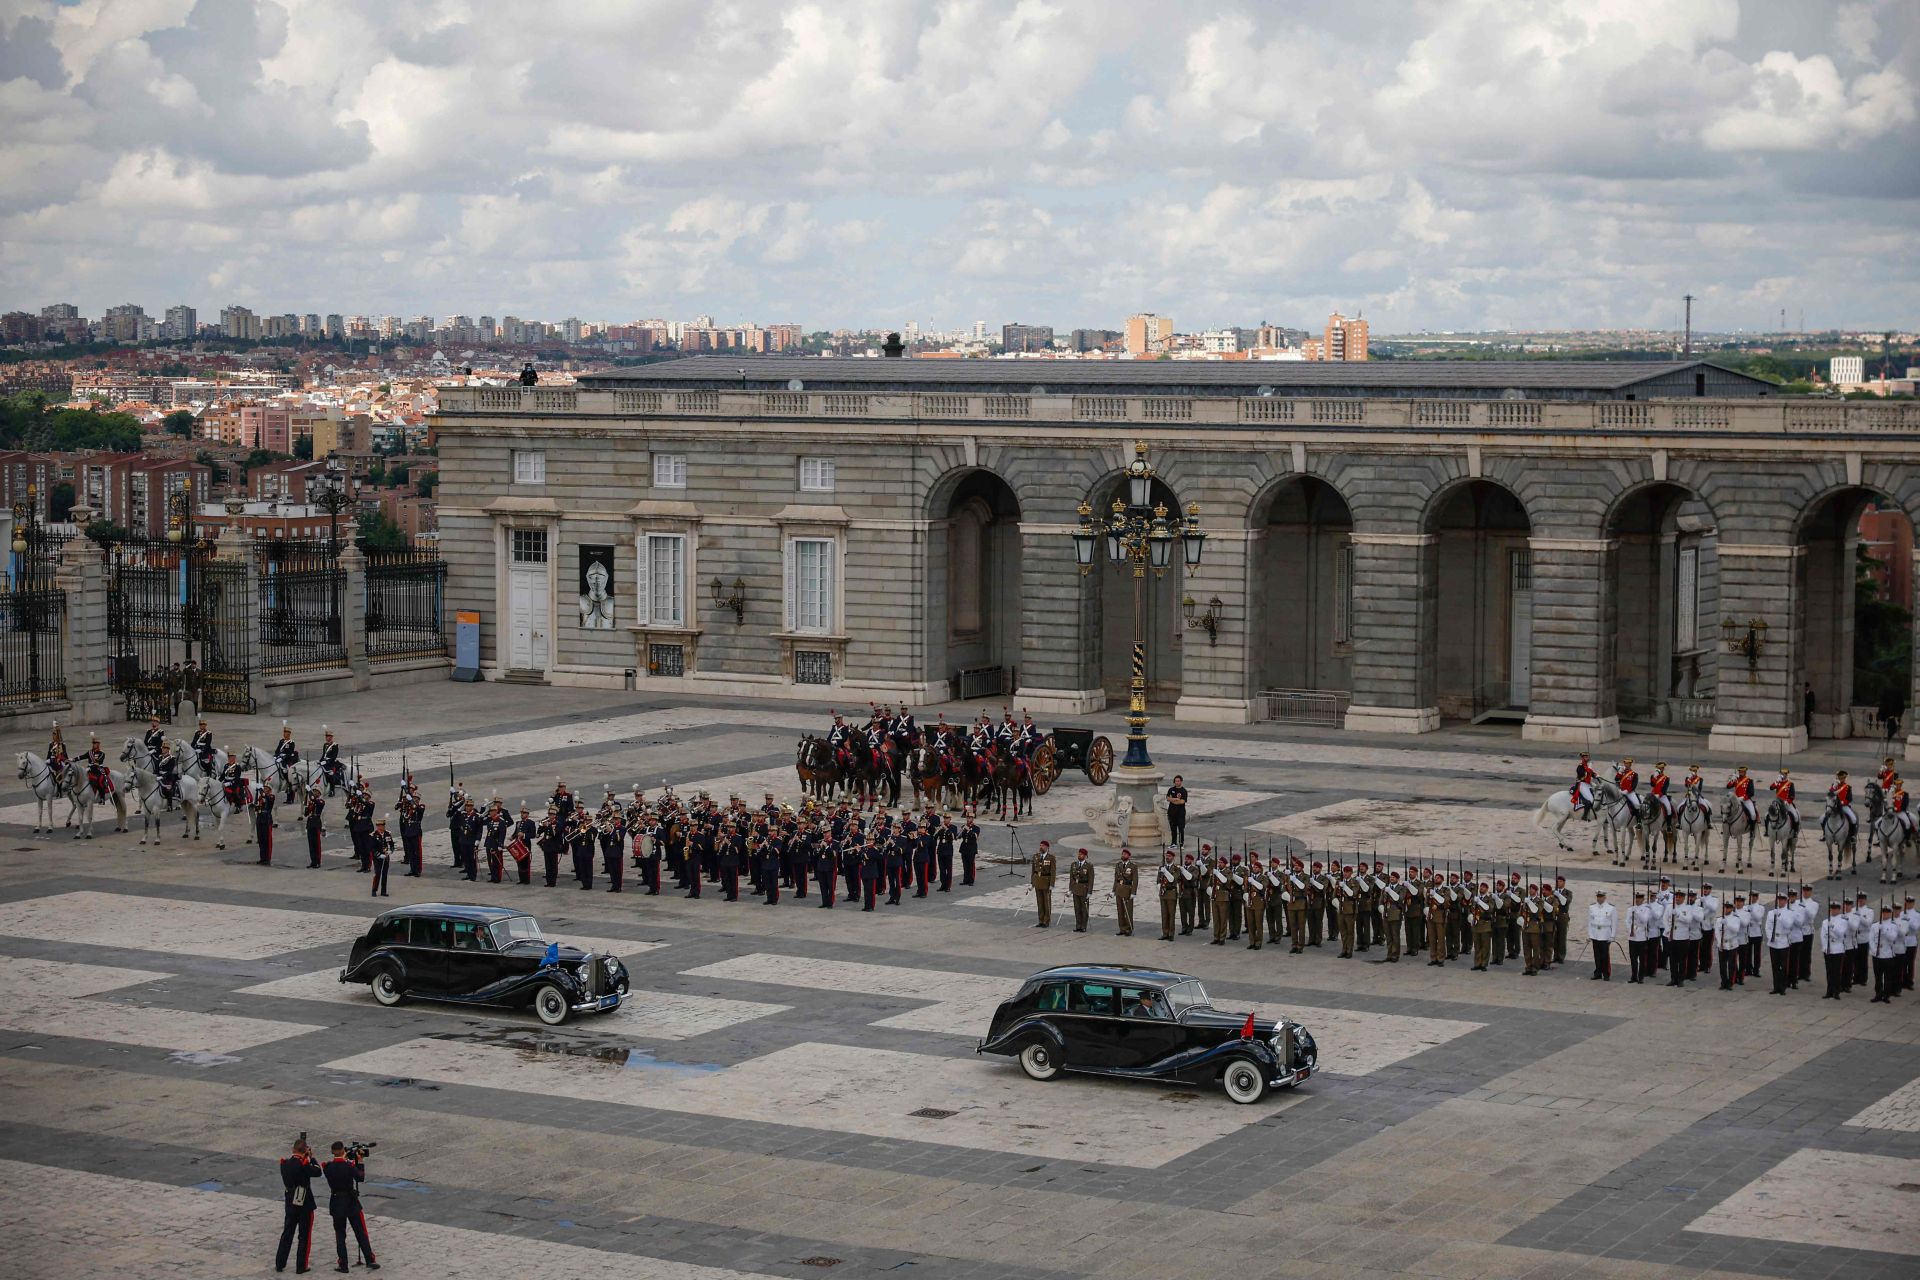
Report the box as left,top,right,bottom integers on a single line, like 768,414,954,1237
603,956,622,976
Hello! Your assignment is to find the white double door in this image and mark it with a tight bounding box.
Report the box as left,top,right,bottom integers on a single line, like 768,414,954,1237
508,564,549,671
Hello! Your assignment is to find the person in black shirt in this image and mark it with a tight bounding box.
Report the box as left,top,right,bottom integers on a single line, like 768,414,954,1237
322,1142,379,1273
275,1138,321,1273
1165,776,1189,848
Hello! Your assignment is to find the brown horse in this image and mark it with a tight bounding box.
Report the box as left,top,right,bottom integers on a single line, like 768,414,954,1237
987,747,1034,820
907,744,947,810
795,737,841,800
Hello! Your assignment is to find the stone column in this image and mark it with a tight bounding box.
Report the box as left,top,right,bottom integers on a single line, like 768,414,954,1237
57,507,114,725
1014,523,1103,715
1521,538,1620,745
1707,543,1806,756
1174,528,1252,724
339,543,372,692
1343,533,1440,733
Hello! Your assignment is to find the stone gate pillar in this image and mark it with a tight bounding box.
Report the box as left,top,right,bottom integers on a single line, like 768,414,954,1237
1344,533,1440,733
339,544,372,692
1521,538,1620,745
1014,524,1103,715
1706,543,1806,756
58,507,114,725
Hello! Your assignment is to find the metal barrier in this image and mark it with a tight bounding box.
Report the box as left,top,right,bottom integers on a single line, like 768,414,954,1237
1255,688,1351,727
0,587,65,708
258,545,346,675
365,551,447,661
956,665,1010,700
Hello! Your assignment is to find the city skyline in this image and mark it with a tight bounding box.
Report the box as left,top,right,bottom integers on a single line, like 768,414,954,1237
1,1,1916,331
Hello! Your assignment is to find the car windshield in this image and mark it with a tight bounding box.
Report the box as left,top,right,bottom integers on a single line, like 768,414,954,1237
489,917,546,949
1166,979,1210,1017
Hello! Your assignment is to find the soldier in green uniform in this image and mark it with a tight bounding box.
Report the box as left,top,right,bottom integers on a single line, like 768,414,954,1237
1305,862,1327,946
1225,853,1246,941
1029,840,1056,928
1112,848,1138,937
1208,854,1231,946
1156,850,1180,941
1381,869,1404,962
1285,859,1310,952
1244,856,1266,950
1336,865,1359,958
1405,869,1427,954
1551,875,1572,966
1471,900,1493,970
1521,882,1546,975
1447,872,1467,959
1176,851,1199,934
1195,844,1214,932
1068,848,1096,932
1265,858,1286,942
1323,861,1342,945
1427,877,1449,966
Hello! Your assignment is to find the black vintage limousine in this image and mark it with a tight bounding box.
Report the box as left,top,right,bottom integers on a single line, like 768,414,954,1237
339,903,628,1025
977,964,1316,1103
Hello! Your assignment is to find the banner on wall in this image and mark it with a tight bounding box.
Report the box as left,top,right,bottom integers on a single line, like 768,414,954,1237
578,544,615,629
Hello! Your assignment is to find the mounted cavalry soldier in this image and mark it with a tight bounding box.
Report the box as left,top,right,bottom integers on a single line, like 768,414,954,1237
220,749,249,809
142,715,167,772
84,734,114,800
1571,751,1597,817
1614,758,1641,816
1726,766,1757,825
1770,768,1799,835
153,739,182,806
1830,770,1857,848
46,722,70,774
1015,711,1044,759
274,722,300,775
190,718,216,775
318,728,345,793
1892,778,1914,838
1649,761,1673,820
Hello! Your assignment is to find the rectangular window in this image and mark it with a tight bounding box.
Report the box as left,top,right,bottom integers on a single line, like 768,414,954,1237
512,450,545,484
652,453,686,488
799,457,836,492
1334,541,1354,646
786,537,835,634
1676,545,1700,651
509,528,548,564
641,533,685,625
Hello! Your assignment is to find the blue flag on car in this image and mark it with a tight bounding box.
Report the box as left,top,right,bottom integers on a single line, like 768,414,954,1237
543,942,559,966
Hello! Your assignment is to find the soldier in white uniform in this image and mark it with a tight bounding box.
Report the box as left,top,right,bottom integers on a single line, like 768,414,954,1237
1586,889,1617,981
1763,892,1795,995
1818,901,1853,999
1667,890,1697,987
1696,882,1720,977
1869,905,1902,1003
1652,876,1674,975
1627,888,1654,983
1714,899,1745,990
1851,892,1874,991
1900,896,1920,994
1794,884,1819,986
1742,892,1767,979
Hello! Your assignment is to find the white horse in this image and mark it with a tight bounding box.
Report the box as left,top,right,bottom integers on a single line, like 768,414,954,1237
171,735,229,787
1675,792,1712,868
1762,796,1799,877
1871,809,1911,885
244,745,311,802
1590,780,1644,864
125,765,200,845
66,761,131,838
1717,791,1757,871
15,751,75,833
1819,796,1856,881
1532,786,1590,853
194,775,252,850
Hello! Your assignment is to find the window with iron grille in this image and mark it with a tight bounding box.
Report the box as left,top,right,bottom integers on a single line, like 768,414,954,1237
652,453,686,488
512,450,545,484
510,528,548,564
648,643,684,677
795,649,832,685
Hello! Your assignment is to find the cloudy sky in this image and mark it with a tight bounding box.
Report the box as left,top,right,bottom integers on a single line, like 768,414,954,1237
2,0,1916,333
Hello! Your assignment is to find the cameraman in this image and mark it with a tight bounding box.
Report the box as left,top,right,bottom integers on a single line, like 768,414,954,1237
275,1137,321,1273
321,1141,381,1273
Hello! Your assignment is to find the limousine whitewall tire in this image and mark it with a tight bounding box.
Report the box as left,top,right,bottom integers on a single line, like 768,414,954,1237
533,983,570,1027
1019,1042,1061,1081
370,968,405,1007
1222,1059,1266,1105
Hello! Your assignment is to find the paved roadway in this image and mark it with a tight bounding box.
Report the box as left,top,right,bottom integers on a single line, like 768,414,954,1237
1,684,1917,1280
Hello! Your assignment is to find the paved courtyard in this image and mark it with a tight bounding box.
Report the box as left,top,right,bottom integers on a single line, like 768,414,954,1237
2,682,1917,1279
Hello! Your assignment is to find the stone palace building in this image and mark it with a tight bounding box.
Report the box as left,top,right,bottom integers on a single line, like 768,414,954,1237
433,356,1920,760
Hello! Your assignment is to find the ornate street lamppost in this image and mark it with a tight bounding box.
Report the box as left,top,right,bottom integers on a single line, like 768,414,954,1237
1072,442,1205,829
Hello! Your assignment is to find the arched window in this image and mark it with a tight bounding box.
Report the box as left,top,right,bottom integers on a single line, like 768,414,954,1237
948,496,991,638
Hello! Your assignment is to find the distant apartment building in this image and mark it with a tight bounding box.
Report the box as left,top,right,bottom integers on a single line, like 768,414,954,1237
75,457,210,538
221,305,261,340
248,459,335,504
163,305,197,340
1309,311,1368,361
71,373,168,404
1859,505,1915,611
312,415,373,459
1124,313,1173,356
1197,329,1239,354
1,312,47,344
195,499,335,542
238,401,293,453
1830,356,1865,386
1001,322,1055,353
1071,328,1121,353
0,452,60,519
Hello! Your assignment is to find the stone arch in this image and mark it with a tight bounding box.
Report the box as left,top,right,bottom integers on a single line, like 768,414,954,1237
1604,481,1722,728
1795,483,1912,740
923,467,1023,701
1246,473,1357,697
1421,478,1534,720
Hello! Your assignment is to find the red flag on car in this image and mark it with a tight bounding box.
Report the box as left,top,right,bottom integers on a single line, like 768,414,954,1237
1239,1012,1257,1040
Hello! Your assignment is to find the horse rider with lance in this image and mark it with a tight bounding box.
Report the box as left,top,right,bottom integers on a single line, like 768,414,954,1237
318,728,345,792
153,739,182,807
46,722,69,776
1649,761,1673,822
1830,770,1857,849
1614,757,1642,817
190,717,216,776
273,722,300,795
142,714,166,772
220,748,249,809
1881,756,1899,799
83,734,114,801
1571,751,1596,818
1770,768,1799,837
1726,766,1757,825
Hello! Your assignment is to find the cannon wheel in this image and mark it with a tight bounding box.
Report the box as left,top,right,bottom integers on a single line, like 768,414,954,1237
1031,740,1059,795
1085,736,1115,786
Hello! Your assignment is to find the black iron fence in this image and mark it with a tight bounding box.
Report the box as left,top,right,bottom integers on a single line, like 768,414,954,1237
365,549,447,661
0,586,66,708
258,543,346,675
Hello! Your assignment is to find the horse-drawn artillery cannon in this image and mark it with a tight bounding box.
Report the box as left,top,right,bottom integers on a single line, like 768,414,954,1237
1030,727,1115,794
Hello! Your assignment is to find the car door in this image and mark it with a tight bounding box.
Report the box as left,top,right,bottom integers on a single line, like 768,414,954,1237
1067,980,1122,1068
446,919,499,995
403,917,451,994
1111,985,1184,1069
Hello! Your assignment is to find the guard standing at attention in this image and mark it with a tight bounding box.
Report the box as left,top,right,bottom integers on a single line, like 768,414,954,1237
1195,843,1215,932
1381,871,1404,962
1587,889,1616,980
368,816,392,898
1112,848,1138,936
1470,900,1493,970
512,803,537,886
958,812,979,885
1336,866,1359,958
1243,856,1266,950
303,784,325,869
536,805,563,887
275,1137,321,1274
252,778,276,866
1176,852,1199,934
1156,850,1179,940
1209,854,1231,945
1029,840,1056,927
1068,848,1095,932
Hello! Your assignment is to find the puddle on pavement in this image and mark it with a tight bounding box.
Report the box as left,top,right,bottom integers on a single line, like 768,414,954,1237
431,1028,723,1075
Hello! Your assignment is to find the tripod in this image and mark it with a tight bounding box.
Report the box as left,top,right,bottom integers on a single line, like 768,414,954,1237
1002,824,1027,877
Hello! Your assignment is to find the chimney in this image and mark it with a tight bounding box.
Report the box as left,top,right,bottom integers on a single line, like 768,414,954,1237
882,331,905,358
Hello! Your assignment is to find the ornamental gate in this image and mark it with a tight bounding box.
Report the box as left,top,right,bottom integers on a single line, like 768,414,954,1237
106,549,255,721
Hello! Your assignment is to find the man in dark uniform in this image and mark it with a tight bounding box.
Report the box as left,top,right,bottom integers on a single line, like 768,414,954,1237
317,727,344,794
568,809,596,889
718,822,741,900
142,714,167,773
275,1137,321,1274
190,717,216,776
253,778,276,865
368,816,392,897
346,784,373,873
154,738,182,806
859,835,881,909
537,804,564,887
482,798,510,884
815,827,839,907
913,816,935,897
445,783,468,871
321,1142,379,1273
958,811,979,884
303,784,325,868
397,790,424,877
935,815,956,891
885,829,907,905
600,799,625,893
273,723,301,801
512,803,537,885
1165,775,1188,848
